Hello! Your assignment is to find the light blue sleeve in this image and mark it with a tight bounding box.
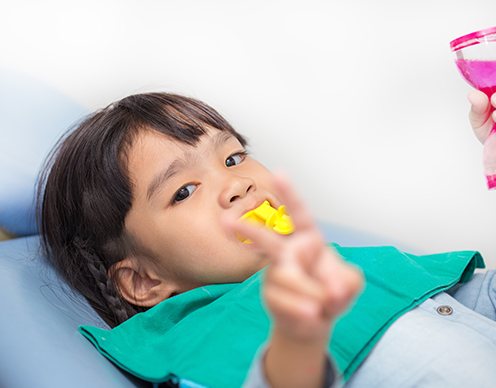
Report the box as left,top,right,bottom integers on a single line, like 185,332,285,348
242,345,341,388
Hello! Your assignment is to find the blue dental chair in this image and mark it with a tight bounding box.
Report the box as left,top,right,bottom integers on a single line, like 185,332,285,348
0,70,394,388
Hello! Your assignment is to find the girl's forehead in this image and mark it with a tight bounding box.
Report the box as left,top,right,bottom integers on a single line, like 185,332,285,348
132,126,227,149
134,131,187,153
127,128,237,173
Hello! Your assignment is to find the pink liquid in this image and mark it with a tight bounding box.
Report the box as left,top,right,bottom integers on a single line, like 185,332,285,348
455,59,496,97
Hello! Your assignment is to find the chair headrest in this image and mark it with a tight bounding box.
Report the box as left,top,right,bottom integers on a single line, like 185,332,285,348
0,68,86,236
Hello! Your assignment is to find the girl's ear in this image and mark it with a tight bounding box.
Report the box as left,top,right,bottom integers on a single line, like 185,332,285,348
109,258,178,307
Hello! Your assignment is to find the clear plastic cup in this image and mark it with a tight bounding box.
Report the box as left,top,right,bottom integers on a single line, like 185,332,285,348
450,26,496,190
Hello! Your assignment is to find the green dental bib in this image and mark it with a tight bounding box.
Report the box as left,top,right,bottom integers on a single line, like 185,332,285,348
79,244,484,387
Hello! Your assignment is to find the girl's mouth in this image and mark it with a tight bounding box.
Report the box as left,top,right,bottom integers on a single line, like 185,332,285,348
238,200,294,244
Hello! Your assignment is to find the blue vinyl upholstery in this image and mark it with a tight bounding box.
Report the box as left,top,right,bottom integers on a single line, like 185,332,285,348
0,236,148,388
0,68,86,236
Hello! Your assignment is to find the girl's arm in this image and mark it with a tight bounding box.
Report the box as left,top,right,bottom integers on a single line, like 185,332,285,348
263,331,332,388
243,335,337,388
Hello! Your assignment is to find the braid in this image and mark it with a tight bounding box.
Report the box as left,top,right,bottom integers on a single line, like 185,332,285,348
74,238,138,326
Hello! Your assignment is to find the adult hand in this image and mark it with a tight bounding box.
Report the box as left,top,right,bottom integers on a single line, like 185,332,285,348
468,90,496,143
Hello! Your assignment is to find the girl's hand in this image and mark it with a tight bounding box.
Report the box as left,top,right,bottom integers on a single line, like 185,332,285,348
226,174,363,343
468,90,496,144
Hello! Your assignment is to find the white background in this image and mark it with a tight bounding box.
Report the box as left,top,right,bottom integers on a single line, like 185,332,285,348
2,0,495,267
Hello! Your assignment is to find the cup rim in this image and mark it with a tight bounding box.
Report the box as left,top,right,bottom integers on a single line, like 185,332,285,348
450,26,496,52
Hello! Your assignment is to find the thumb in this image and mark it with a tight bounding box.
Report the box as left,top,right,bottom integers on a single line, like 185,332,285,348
467,90,493,144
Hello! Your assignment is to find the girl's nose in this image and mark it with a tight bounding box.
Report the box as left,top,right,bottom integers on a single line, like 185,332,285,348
219,174,256,208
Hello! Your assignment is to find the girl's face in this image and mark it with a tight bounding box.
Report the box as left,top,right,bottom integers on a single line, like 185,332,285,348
123,128,279,296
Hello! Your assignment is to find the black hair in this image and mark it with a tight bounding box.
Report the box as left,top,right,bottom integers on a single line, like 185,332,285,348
37,92,247,328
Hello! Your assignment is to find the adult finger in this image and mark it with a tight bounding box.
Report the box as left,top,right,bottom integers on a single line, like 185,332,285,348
492,93,496,123
468,90,490,129
468,91,493,144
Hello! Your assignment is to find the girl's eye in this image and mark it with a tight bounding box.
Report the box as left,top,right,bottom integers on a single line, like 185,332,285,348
225,151,248,167
172,184,197,204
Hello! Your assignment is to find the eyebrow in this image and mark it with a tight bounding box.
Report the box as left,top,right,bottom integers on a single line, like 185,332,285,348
146,131,235,202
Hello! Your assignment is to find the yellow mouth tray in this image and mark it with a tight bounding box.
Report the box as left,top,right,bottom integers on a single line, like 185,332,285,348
239,200,294,243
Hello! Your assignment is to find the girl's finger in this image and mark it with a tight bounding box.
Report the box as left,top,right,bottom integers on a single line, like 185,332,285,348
272,172,318,233
287,232,326,272
223,215,284,261
267,263,326,303
264,283,321,320
322,259,364,317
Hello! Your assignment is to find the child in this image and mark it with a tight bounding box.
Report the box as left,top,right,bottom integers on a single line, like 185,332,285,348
38,93,362,387
38,92,496,387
